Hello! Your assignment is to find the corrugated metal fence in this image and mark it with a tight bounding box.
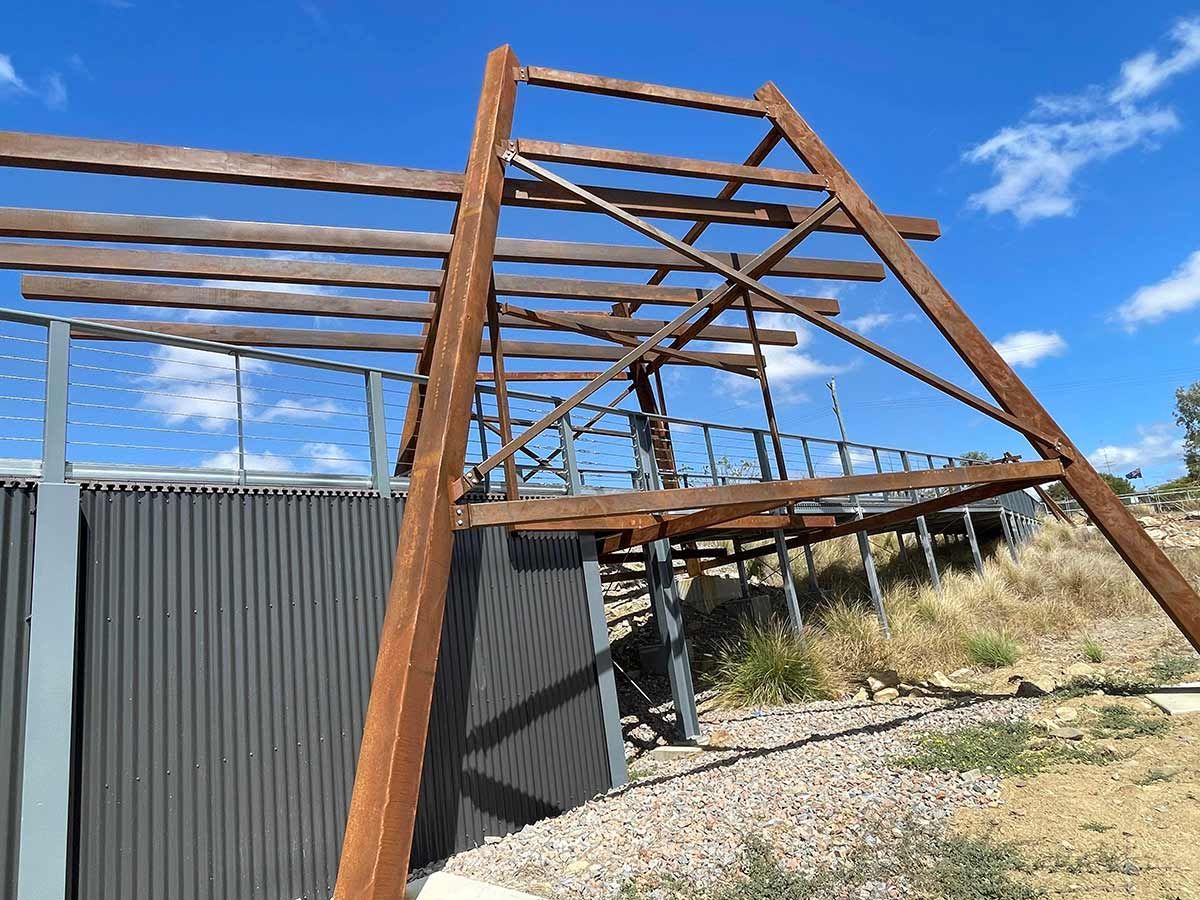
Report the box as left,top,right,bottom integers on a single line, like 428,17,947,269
2,485,612,900
0,486,35,900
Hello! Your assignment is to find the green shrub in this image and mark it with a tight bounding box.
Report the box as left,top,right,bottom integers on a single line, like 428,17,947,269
1081,637,1105,663
1090,703,1168,739
965,630,1022,669
895,721,1107,776
1150,654,1198,684
710,618,839,709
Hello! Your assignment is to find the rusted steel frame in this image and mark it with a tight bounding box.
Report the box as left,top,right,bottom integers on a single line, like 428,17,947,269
1033,484,1071,522
0,205,873,279
0,243,860,304
476,370,630,381
599,498,790,554
0,206,874,282
479,417,564,477
511,512,837,532
76,321,760,366
0,132,940,238
742,296,790,484
454,199,843,493
21,276,800,345
519,65,766,116
601,545,731,564
335,45,518,899
804,477,1046,544
759,81,1200,653
457,460,1065,529
515,139,827,189
497,303,756,375
485,283,520,499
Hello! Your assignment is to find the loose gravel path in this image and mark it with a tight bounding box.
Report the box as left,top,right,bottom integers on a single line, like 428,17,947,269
434,694,1038,898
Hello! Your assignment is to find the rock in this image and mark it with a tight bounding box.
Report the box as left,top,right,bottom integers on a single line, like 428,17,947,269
873,687,900,702
1067,663,1096,677
1046,725,1085,741
961,768,983,784
1054,707,1079,722
1014,676,1057,697
929,671,954,689
851,688,870,702
950,667,973,681
866,670,900,692
1120,859,1141,876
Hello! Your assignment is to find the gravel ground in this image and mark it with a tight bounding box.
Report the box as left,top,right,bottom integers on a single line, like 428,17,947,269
431,694,1038,898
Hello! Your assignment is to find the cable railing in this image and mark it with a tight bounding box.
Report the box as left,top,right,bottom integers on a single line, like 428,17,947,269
1057,486,1200,516
0,305,1044,518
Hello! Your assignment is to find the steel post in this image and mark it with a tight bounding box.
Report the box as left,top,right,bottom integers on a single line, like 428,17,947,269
753,431,803,632
40,319,69,482
365,370,391,496
836,439,890,637
580,534,629,787
963,507,985,574
999,507,1018,561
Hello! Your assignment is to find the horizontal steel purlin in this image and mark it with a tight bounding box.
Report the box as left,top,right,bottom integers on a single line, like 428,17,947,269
454,459,1064,529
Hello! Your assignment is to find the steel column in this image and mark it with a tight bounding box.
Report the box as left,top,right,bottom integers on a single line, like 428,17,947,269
40,319,69,482
580,534,629,788
838,441,890,637
753,431,803,632
365,370,391,496
999,507,1018,561
336,45,518,898
963,507,984,574
16,481,81,900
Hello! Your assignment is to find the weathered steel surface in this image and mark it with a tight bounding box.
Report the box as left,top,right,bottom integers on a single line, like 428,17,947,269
759,80,1200,653
71,488,610,899
0,485,35,900
521,65,765,115
336,45,519,900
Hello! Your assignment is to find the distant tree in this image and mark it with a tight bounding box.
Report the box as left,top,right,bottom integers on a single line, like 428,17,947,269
1174,382,1200,479
961,450,991,462
1047,472,1134,501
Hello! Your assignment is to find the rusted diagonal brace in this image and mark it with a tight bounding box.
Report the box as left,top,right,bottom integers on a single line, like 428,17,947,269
457,459,1064,529
452,194,844,497
505,152,1067,457
600,497,789,554
1033,484,1071,523
478,418,566,482
498,302,757,375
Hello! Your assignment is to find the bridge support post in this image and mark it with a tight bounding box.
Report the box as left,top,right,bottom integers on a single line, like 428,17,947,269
963,508,984,574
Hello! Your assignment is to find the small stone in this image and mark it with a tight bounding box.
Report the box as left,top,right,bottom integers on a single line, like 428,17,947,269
484,835,503,845
950,667,973,681
1054,707,1079,722
872,687,900,702
1120,859,1141,876
851,688,869,702
1014,676,1057,697
866,670,900,692
961,768,983,784
1067,662,1096,677
1047,725,1085,740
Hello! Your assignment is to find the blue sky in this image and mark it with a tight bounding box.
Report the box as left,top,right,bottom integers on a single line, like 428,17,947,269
1,2,1199,484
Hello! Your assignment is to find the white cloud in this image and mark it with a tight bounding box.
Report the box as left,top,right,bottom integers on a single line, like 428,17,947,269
846,312,894,333
1111,17,1200,104
0,52,67,109
965,16,1198,223
200,442,367,475
991,330,1067,367
716,313,847,402
1089,423,1184,471
1113,250,1200,328
134,345,345,429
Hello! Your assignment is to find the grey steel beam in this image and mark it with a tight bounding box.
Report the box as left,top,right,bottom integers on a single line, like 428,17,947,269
752,432,803,632
580,534,629,788
365,370,391,496
16,481,82,900
40,320,69,482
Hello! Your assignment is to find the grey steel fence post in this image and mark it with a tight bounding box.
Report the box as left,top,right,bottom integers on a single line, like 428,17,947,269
963,506,985,574
365,370,392,496
839,440,891,637
40,320,69,483
999,506,1018,561
233,351,247,487
796,437,824,598
474,387,491,494
732,536,751,597
559,411,582,495
900,450,942,596
580,534,629,787
753,431,803,632
633,414,700,741
703,424,719,486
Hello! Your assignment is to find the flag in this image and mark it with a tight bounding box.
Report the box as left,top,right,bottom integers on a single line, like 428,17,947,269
1126,468,1142,479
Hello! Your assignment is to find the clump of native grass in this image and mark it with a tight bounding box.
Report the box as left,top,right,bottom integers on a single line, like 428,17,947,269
709,616,842,708
801,520,1172,686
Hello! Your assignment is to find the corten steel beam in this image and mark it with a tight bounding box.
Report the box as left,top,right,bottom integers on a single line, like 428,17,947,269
512,512,836,533
1033,484,1071,523
0,132,941,238
759,82,1200,653
515,139,828,189
519,65,766,116
3,243,859,304
0,205,878,279
599,498,792,554
23,277,800,346
459,197,845,491
486,284,520,499
496,303,756,374
74,321,760,366
458,460,1064,529
334,45,518,899
507,153,1064,454
476,370,630,382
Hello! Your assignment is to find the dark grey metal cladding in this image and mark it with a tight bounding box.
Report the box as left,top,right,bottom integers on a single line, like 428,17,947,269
72,488,610,899
0,484,36,900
